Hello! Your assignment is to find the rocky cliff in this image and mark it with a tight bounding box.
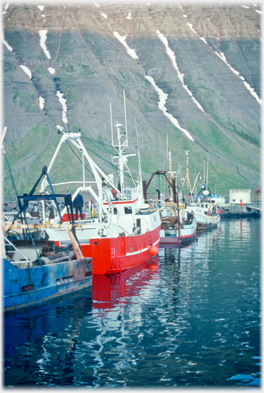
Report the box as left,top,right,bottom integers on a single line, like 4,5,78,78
2,2,262,196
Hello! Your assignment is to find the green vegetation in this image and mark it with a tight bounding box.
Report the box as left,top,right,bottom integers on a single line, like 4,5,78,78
81,65,95,76
143,104,155,112
13,91,19,100
7,124,48,167
19,93,36,111
227,123,260,147
2,12,261,198
4,61,15,73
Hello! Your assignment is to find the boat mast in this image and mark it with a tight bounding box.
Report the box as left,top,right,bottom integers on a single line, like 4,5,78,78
116,122,126,192
82,150,85,188
207,156,209,186
185,151,189,204
135,117,143,192
111,90,136,193
167,135,176,201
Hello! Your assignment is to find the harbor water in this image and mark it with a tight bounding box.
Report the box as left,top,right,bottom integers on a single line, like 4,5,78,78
4,218,261,388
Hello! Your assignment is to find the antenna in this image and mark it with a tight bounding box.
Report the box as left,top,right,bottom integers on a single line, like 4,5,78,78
159,132,161,171
185,150,189,203
110,92,136,193
135,117,143,189
207,155,209,185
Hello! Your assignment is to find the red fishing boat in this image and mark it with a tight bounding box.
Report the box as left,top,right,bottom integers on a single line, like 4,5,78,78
41,96,161,275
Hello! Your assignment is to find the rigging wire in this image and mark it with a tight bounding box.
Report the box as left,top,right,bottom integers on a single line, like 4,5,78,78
82,135,113,149
3,153,41,261
84,140,136,182
64,126,136,182
65,138,135,183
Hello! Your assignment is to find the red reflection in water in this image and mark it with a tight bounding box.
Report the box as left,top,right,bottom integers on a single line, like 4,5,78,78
92,256,159,309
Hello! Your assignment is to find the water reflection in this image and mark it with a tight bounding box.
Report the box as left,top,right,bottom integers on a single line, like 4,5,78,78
92,257,159,309
4,219,261,388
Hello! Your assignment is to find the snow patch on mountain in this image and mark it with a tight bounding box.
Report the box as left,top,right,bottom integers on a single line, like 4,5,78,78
57,91,68,124
215,52,262,105
57,125,65,132
145,75,194,142
2,3,9,14
2,31,13,51
126,10,132,19
187,22,208,44
48,67,56,75
39,30,51,59
183,15,262,105
39,96,45,110
156,30,205,113
113,31,138,60
20,65,32,79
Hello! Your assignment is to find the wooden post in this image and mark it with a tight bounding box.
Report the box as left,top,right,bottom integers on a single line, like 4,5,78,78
66,227,84,260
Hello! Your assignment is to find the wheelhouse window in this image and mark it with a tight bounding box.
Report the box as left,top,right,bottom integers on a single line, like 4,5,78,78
124,189,132,200
125,207,132,214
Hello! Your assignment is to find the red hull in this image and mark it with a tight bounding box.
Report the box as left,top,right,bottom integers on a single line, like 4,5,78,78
56,225,161,275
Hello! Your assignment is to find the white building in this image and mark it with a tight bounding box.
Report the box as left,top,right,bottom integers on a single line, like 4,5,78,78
229,189,251,204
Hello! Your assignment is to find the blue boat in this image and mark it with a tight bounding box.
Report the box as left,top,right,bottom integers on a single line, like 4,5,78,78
3,237,92,313
2,164,93,313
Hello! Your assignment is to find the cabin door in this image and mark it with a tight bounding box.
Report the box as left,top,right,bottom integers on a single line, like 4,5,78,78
136,218,141,235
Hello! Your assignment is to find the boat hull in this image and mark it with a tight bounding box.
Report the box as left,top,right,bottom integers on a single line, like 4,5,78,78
160,221,197,246
196,215,220,228
3,257,92,313
55,224,161,275
188,203,221,228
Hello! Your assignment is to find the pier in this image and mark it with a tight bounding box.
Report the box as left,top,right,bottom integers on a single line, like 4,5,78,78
219,204,261,218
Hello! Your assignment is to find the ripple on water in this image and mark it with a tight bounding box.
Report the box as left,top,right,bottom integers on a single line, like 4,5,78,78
4,219,261,388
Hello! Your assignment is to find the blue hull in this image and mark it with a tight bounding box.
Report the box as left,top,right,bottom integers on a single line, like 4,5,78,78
3,257,92,313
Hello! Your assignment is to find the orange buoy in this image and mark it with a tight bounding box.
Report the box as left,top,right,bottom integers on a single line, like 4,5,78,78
149,244,158,256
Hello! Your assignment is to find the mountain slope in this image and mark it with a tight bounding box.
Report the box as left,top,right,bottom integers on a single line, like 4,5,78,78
2,2,261,197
